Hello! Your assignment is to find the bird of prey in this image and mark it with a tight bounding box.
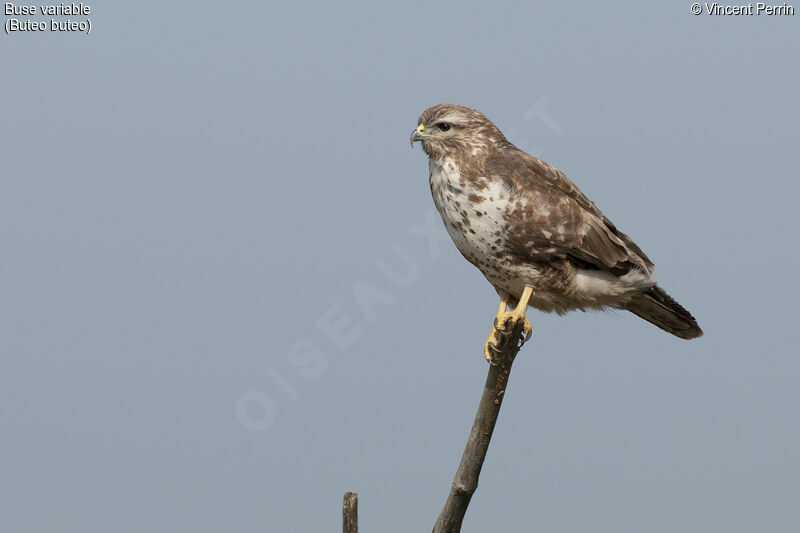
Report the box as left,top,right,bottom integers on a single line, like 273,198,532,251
410,104,702,363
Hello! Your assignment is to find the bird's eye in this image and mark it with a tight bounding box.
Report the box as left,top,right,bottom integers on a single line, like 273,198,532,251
437,122,452,131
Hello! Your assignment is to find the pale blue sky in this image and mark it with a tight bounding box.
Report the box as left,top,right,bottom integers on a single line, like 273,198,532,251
1,2,798,532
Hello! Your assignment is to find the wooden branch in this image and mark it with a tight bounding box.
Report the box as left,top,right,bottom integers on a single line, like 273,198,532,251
343,491,358,533
432,318,528,533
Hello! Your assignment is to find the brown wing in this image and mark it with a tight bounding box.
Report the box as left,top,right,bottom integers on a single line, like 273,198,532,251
483,148,654,276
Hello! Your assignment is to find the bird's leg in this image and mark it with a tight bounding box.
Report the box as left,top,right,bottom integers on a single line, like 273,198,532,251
484,286,534,365
483,297,508,364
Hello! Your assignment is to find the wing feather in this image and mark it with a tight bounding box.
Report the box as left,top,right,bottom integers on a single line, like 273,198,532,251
483,149,654,276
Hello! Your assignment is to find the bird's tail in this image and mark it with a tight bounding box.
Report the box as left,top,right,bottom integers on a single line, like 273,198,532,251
624,285,703,339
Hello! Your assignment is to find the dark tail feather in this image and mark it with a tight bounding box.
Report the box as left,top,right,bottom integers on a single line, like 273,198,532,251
624,285,703,339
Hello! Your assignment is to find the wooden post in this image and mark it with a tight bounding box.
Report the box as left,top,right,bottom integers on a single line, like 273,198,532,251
343,491,358,533
340,316,528,533
432,316,528,532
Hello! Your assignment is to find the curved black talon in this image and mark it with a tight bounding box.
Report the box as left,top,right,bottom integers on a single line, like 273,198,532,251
486,341,501,365
519,328,532,346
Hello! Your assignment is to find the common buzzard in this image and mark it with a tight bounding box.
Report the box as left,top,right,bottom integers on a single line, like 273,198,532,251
410,104,702,362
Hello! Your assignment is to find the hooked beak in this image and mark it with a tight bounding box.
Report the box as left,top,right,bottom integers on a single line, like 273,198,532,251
410,124,426,147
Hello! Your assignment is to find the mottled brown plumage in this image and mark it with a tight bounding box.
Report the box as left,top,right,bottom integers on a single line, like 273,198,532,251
411,103,702,339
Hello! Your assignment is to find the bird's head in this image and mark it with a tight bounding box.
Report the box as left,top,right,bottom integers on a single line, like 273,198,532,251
410,104,508,160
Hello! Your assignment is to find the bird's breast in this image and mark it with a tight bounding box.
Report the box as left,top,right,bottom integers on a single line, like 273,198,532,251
429,158,520,275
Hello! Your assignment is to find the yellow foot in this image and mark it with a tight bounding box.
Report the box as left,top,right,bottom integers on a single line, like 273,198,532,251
483,314,533,364
483,287,534,365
